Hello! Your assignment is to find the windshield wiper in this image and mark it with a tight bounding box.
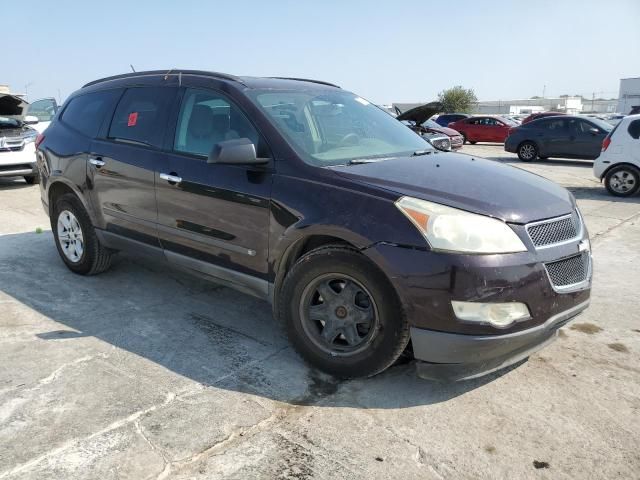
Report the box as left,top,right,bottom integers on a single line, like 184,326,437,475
347,158,382,165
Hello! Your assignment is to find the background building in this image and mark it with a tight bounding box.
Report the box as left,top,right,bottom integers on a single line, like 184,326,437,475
617,77,640,114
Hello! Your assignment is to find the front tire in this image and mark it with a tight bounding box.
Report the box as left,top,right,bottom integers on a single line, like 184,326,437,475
279,246,410,378
52,193,113,275
517,141,538,161
604,165,640,197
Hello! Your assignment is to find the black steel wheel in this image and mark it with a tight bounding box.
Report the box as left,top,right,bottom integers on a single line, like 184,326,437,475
280,245,410,378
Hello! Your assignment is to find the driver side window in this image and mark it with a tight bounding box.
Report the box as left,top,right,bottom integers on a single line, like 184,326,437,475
174,89,264,158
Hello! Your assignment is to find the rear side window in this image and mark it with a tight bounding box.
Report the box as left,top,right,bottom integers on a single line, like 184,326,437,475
108,87,175,148
541,118,566,130
60,90,120,138
628,119,640,139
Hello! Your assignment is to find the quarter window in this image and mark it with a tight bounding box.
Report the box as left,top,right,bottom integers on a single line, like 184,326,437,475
108,87,175,148
628,119,640,139
60,90,120,138
174,88,265,158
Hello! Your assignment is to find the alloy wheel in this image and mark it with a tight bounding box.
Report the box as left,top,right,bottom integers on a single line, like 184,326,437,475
519,144,536,160
57,210,84,263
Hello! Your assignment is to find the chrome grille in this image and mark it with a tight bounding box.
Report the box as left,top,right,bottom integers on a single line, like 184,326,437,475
526,212,580,248
545,252,589,288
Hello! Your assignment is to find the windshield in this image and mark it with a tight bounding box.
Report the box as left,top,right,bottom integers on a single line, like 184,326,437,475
0,117,21,130
250,89,431,166
588,117,614,132
422,119,441,129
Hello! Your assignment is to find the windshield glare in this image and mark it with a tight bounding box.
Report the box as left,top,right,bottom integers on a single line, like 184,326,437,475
251,90,431,166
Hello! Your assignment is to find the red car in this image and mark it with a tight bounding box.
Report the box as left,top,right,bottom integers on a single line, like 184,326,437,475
448,115,518,144
521,112,565,124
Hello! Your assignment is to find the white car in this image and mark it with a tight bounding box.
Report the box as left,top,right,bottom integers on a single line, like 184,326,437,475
0,94,51,184
593,114,640,196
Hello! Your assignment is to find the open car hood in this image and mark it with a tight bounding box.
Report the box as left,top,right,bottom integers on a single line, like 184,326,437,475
0,93,28,118
396,102,443,125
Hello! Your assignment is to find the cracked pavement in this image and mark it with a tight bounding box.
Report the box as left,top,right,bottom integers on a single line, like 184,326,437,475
1,145,639,479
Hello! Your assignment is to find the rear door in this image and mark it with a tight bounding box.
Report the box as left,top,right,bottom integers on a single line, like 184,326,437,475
537,118,571,156
464,118,481,141
155,86,273,293
88,86,177,246
572,119,608,158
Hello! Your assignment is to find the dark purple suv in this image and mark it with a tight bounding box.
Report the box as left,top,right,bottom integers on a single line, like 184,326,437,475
36,70,591,381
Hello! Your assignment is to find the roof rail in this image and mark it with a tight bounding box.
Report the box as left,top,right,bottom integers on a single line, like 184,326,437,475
82,70,242,88
269,77,341,88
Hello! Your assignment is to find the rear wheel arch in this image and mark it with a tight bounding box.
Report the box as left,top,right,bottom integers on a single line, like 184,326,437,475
600,162,640,181
48,180,97,225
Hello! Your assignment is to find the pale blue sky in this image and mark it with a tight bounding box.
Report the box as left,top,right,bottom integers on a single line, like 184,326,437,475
5,0,639,104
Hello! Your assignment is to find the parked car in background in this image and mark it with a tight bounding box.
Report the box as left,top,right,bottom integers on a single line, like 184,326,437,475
396,103,464,150
604,114,625,126
448,115,517,144
0,93,41,183
26,98,60,133
505,115,612,161
593,114,640,196
434,113,471,127
36,70,591,381
521,112,565,124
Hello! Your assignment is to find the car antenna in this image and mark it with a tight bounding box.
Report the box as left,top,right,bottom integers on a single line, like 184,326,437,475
129,64,136,73
164,68,174,81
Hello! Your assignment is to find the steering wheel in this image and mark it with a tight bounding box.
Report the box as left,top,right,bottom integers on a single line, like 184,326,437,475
338,133,360,147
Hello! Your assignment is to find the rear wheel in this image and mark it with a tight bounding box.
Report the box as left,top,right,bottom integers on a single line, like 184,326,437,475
279,246,410,378
469,140,477,145
604,165,640,197
517,141,538,161
52,193,113,275
461,133,468,144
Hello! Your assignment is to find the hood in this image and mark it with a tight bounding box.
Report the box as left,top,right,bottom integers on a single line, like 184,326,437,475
331,153,574,224
0,93,28,118
396,102,442,125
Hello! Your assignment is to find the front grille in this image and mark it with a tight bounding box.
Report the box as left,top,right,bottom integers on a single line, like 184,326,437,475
526,212,580,247
545,252,590,288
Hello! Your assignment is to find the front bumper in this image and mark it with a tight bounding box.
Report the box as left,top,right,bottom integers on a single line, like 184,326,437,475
413,299,589,381
363,221,592,380
0,144,37,177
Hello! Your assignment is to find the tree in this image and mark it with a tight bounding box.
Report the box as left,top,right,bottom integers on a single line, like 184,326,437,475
437,86,477,113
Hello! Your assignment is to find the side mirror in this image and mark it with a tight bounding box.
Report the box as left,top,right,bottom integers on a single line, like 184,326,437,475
588,127,600,135
23,115,39,125
207,138,267,165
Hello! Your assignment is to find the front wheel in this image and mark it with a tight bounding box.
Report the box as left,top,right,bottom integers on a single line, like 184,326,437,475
517,141,538,161
279,246,410,378
604,165,640,197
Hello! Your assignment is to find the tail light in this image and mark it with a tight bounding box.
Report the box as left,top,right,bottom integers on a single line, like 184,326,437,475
602,135,611,152
35,133,45,149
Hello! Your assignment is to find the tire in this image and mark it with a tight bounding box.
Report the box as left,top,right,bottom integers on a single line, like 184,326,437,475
279,246,410,379
461,133,468,145
469,141,477,145
604,165,640,197
24,173,40,184
517,141,538,161
52,193,113,275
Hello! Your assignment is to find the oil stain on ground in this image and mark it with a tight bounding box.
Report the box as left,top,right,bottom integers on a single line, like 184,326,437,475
533,460,550,469
570,322,602,334
608,343,629,353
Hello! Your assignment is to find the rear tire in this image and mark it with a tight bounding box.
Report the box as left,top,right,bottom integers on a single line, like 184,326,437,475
279,246,410,379
461,133,468,144
469,141,477,145
517,141,538,161
24,173,40,184
604,165,640,197
52,193,113,275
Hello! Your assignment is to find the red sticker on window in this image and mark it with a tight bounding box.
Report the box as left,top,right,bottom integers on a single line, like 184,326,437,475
127,112,138,127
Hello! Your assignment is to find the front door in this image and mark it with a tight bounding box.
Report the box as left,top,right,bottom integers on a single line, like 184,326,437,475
89,86,176,246
155,87,273,295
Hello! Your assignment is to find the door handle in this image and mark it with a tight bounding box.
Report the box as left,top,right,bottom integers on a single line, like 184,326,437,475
89,157,105,167
160,173,182,184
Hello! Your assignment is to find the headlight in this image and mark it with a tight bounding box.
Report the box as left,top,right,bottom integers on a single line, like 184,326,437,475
395,196,527,254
